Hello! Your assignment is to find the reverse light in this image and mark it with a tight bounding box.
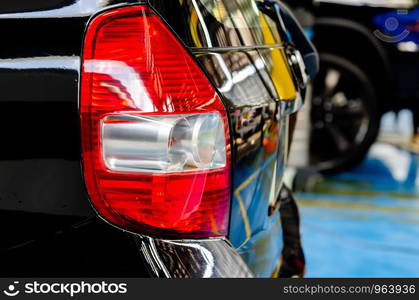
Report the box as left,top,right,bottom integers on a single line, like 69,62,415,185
80,6,231,238
102,113,226,173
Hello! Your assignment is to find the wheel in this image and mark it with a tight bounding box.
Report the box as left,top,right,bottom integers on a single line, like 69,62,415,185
309,53,380,173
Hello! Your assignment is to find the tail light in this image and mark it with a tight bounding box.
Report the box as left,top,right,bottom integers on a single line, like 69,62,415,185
80,5,231,238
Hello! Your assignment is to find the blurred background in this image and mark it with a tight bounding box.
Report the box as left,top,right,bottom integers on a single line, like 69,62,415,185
284,0,419,277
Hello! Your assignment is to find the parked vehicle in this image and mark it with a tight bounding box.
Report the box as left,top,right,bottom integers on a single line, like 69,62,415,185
0,0,316,278
292,0,419,173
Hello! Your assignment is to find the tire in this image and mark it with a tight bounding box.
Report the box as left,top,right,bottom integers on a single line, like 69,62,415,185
309,53,380,174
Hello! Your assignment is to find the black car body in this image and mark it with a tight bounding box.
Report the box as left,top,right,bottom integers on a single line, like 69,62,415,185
0,0,313,278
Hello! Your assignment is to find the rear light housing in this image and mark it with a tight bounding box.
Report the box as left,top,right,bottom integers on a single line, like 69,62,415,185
80,5,231,238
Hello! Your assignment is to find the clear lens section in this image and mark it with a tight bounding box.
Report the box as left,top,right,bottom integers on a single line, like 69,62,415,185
102,113,226,173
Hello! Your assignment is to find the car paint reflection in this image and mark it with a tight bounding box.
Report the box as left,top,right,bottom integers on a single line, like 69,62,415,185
197,47,298,276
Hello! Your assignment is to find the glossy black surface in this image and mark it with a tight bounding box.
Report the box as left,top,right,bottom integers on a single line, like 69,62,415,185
150,0,303,276
196,49,288,276
148,0,283,48
137,237,253,278
0,0,146,276
0,0,298,277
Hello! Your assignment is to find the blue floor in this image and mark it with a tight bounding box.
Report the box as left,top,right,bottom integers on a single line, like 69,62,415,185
297,142,419,277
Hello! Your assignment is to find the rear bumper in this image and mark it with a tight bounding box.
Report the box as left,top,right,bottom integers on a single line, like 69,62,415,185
135,236,253,278
134,184,305,278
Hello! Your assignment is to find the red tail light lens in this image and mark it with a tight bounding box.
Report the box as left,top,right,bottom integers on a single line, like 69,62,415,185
80,5,231,238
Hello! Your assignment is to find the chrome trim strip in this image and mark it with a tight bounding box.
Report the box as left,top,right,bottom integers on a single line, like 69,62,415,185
135,236,254,278
189,44,284,53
